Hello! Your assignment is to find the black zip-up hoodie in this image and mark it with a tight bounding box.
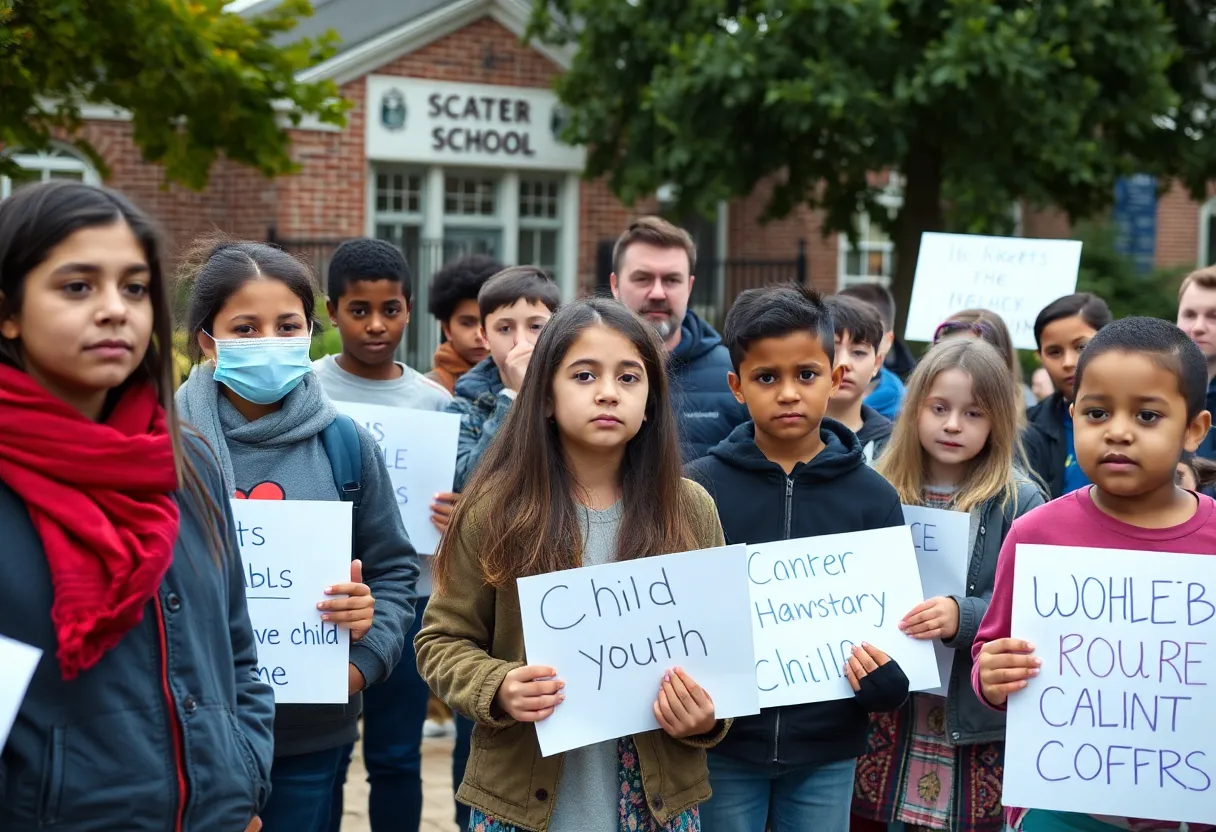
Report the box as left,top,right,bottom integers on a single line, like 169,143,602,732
1022,392,1066,499
686,419,910,767
855,404,893,466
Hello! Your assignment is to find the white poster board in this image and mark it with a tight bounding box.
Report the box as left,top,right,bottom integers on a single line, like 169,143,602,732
904,232,1082,351
334,402,460,556
1004,544,1216,824
0,634,40,749
518,544,759,757
902,505,971,697
749,526,940,708
232,500,353,704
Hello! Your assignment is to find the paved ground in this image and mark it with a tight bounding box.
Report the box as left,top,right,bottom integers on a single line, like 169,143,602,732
339,735,461,832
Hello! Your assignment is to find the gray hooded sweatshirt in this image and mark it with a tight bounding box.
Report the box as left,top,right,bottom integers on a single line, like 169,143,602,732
177,363,419,757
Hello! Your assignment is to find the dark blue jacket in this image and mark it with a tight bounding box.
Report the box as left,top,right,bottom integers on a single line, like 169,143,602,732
446,357,509,491
686,419,909,767
1198,379,1216,461
670,310,748,460
0,435,275,831
1022,392,1067,499
864,366,906,421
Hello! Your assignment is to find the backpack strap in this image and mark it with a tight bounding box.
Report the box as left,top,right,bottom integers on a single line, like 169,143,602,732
321,414,364,507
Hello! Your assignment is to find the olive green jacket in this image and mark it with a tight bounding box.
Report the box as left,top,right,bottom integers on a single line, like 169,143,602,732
415,478,730,831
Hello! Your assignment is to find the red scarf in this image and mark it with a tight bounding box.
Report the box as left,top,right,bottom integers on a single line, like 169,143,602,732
0,365,180,679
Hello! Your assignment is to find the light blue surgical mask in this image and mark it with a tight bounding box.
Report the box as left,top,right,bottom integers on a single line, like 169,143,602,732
209,334,313,405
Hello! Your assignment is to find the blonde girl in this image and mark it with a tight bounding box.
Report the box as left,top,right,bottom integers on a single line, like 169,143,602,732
851,338,1043,832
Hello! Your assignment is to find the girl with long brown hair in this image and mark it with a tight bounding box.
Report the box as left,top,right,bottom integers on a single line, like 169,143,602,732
417,297,730,832
851,338,1043,832
0,180,274,831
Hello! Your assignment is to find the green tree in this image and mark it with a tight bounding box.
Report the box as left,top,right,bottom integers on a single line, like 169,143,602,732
528,0,1216,333
0,0,347,189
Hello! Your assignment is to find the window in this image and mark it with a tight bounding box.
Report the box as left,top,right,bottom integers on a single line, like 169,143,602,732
1,146,99,199
374,223,421,267
444,175,498,217
371,166,425,273
518,177,561,276
835,175,1026,289
838,211,895,290
1201,197,1216,268
375,170,423,214
518,228,558,274
520,178,560,220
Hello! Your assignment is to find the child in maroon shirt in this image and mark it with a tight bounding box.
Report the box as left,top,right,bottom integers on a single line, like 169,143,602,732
972,317,1216,832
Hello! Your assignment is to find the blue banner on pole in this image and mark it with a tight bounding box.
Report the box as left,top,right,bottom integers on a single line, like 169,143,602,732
1112,175,1157,274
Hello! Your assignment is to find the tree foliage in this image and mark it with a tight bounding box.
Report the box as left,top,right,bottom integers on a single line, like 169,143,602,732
528,0,1216,331
0,0,347,189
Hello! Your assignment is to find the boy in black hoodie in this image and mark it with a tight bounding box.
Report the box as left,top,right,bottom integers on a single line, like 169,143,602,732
687,284,909,832
825,294,892,466
1022,292,1112,498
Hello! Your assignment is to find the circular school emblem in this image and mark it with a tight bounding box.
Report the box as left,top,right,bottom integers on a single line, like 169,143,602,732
550,103,570,140
381,89,407,132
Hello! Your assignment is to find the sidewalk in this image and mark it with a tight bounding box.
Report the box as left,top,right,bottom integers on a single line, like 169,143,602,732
338,736,461,832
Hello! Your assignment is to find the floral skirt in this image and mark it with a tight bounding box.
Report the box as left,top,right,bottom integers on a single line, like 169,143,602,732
468,736,699,832
853,694,1005,832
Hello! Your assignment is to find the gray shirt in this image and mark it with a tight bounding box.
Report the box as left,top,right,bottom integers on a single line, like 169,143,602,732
549,501,623,832
311,354,452,411
312,353,450,596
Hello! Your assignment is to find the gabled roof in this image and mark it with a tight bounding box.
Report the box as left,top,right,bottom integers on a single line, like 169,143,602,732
240,0,572,84
240,0,454,53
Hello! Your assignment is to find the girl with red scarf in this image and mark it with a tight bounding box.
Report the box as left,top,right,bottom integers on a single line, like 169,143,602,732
0,181,275,832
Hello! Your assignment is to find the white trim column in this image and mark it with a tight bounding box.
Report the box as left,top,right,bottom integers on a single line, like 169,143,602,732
501,171,520,266
714,200,729,311
560,172,581,300
364,163,378,237
424,166,445,244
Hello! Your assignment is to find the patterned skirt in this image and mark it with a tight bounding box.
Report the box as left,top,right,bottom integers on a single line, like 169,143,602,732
853,694,1005,832
469,735,700,832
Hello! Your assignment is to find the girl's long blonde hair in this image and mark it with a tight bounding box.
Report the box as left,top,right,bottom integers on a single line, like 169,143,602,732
877,338,1021,512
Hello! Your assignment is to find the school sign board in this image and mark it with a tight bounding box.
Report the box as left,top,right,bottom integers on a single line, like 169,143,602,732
1004,545,1216,824
748,526,941,708
904,232,1082,351
366,76,586,171
231,500,353,704
518,544,759,757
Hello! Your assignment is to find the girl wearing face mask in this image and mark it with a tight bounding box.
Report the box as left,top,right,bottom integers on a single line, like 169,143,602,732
175,239,419,832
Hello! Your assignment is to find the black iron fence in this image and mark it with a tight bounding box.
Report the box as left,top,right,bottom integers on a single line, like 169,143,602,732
594,238,808,330
265,227,808,365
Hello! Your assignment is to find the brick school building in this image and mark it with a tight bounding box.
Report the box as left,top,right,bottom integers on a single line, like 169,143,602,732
3,0,1214,360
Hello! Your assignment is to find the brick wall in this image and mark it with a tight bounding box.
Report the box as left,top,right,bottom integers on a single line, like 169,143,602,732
376,16,558,87
726,178,866,296
77,121,230,256
221,161,278,243
1020,204,1071,240
1157,180,1204,268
